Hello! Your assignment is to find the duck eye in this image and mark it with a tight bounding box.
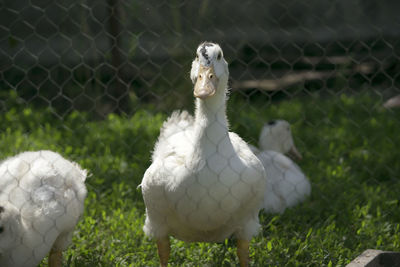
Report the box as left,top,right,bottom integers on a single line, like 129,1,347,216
217,52,222,60
0,226,4,234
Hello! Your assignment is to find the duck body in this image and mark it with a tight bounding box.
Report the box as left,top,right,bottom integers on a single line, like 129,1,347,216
251,120,311,213
142,100,265,243
141,42,266,251
0,150,87,267
257,150,310,213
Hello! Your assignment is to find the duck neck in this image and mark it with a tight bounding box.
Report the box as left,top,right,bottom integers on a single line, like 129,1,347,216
259,136,284,153
193,80,230,154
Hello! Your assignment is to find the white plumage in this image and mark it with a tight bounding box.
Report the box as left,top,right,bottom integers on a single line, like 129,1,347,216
250,120,311,213
141,42,266,267
0,150,87,267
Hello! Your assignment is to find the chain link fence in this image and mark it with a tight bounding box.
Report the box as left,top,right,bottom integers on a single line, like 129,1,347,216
1,0,400,266
2,0,399,116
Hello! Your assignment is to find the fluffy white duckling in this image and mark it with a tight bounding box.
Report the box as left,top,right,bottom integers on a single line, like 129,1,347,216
0,150,87,267
141,42,266,267
251,120,311,213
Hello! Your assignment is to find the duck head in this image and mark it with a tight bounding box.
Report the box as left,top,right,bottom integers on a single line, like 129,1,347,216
190,42,229,99
259,120,302,160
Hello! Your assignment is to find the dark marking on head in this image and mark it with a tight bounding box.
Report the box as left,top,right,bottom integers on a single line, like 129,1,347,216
267,120,277,126
0,226,3,233
203,42,213,47
0,206,4,213
200,42,214,65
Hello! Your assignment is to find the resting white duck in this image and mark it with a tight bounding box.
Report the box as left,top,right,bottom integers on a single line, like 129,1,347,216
250,120,311,213
0,150,87,267
141,42,266,267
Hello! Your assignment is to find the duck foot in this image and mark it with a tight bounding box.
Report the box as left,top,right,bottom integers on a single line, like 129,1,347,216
237,239,250,267
48,248,62,267
157,236,170,267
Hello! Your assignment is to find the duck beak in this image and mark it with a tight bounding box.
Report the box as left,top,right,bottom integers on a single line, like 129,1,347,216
194,65,218,99
287,145,303,161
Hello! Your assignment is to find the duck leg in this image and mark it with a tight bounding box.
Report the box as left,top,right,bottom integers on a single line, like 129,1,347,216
237,239,250,267
157,236,170,267
48,247,62,267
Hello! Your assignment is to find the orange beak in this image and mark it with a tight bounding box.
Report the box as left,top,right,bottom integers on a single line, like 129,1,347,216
194,65,218,99
287,145,303,161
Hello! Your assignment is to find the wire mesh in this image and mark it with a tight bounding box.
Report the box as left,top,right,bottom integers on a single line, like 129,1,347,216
0,150,87,267
1,0,400,266
2,0,399,117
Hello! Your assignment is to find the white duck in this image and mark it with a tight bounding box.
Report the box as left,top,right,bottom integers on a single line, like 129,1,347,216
250,120,311,213
141,42,266,267
0,150,87,267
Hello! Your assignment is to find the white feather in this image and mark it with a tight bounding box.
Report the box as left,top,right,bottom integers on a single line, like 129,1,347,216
255,120,311,213
141,42,266,243
0,150,87,267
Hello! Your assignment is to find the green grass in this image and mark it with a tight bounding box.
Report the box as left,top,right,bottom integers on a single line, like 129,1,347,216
1,90,400,266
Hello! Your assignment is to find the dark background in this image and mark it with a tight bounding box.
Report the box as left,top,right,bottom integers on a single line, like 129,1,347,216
1,0,399,117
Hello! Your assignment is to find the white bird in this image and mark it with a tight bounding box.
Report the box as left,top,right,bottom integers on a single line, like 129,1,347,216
0,150,88,267
141,42,266,267
250,120,311,214
383,94,400,108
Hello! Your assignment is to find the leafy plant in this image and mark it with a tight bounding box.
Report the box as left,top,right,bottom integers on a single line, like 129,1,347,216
1,91,399,266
